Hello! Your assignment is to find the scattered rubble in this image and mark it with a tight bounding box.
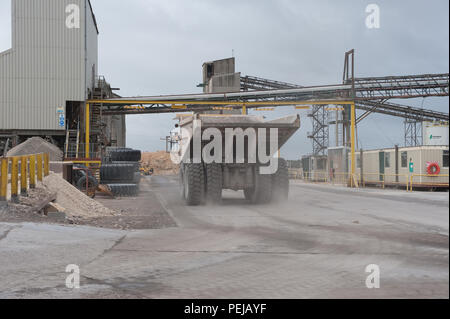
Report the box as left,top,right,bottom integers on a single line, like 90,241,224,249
7,137,63,161
141,151,179,176
0,172,176,230
42,173,116,219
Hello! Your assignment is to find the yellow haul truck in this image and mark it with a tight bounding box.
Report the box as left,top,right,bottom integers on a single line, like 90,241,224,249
177,114,301,206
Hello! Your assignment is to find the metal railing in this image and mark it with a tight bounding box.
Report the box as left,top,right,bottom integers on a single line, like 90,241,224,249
64,143,101,160
360,173,410,189
290,170,449,192
408,174,449,192
0,153,50,204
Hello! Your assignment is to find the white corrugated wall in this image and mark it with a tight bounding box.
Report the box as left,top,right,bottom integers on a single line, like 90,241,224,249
0,0,98,131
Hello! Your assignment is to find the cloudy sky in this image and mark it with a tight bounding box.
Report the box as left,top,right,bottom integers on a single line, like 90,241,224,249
0,0,448,159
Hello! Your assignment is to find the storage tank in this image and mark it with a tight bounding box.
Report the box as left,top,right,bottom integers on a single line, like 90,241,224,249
423,123,449,146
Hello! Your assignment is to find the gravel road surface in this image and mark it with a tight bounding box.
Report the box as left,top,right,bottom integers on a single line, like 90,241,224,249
0,175,448,299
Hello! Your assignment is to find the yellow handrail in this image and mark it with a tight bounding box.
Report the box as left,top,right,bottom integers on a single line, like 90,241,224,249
409,174,449,192
0,153,50,204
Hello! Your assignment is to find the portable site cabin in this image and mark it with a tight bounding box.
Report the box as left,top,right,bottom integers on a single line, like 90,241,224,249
356,145,449,188
301,155,328,181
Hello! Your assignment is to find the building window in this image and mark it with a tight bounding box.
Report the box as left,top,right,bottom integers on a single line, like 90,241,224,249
356,154,361,169
401,151,408,168
444,150,449,168
385,153,391,168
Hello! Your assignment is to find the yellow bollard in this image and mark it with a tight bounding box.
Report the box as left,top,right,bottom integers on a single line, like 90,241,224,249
21,156,28,197
29,155,36,189
37,154,43,182
44,153,49,177
0,158,8,203
11,157,19,203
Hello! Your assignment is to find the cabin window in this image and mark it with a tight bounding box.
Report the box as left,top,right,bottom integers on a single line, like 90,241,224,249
401,152,408,168
444,150,449,168
385,153,391,168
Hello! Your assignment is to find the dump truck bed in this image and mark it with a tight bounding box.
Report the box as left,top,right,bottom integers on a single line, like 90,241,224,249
179,114,301,157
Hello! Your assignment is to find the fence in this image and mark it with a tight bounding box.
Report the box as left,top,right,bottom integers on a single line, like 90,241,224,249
408,174,449,191
64,143,101,159
290,169,449,192
0,153,50,205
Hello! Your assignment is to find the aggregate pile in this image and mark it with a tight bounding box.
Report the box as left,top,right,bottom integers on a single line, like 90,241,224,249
7,137,63,161
141,151,180,175
42,173,116,219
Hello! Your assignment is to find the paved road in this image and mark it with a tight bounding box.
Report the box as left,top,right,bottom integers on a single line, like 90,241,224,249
0,175,448,298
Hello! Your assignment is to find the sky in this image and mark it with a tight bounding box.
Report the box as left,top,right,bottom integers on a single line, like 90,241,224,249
0,0,448,159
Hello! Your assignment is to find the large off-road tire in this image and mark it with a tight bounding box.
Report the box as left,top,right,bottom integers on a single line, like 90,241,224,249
111,161,140,172
205,163,222,203
179,163,186,200
100,164,135,182
183,163,205,206
110,149,142,162
107,184,139,197
243,188,253,201
271,158,289,202
133,172,142,184
246,170,272,204
76,176,98,198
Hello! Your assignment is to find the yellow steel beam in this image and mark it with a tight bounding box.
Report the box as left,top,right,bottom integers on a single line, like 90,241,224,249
254,108,275,111
11,157,19,203
171,105,188,110
36,154,43,182
350,102,356,187
20,156,28,197
44,153,50,176
85,103,90,159
87,99,354,107
0,158,8,202
29,155,36,189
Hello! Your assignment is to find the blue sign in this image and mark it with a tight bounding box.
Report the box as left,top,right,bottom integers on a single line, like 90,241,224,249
59,114,65,128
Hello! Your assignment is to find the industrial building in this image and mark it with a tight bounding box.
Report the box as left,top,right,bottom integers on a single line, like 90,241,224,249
202,58,241,94
0,0,125,157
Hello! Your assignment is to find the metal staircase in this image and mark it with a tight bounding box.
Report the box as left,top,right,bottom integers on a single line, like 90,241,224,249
64,126,80,158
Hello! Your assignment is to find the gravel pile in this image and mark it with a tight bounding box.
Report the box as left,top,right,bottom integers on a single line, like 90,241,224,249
141,151,179,175
7,137,63,161
43,173,116,219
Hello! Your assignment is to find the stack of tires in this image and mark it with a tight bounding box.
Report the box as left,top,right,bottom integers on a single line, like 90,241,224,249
101,148,142,197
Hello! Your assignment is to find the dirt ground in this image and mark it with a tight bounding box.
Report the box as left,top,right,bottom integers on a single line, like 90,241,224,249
1,176,447,299
0,176,176,231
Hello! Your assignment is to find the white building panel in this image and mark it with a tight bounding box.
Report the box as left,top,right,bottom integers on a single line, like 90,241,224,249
0,0,98,131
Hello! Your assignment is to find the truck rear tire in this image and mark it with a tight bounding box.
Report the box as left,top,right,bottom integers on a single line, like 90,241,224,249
184,163,205,206
246,170,272,204
272,158,289,202
179,163,186,200
205,163,222,203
